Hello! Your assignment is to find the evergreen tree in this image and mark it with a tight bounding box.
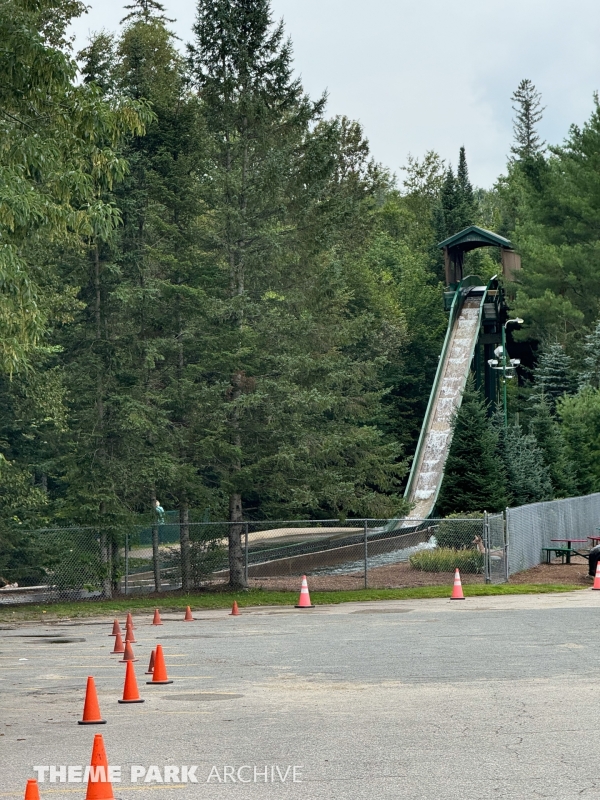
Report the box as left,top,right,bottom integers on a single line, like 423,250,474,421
437,382,508,515
438,167,458,238
511,79,545,161
188,0,406,586
558,388,600,494
0,0,149,590
66,5,211,592
456,146,476,228
496,415,553,506
531,343,576,410
528,398,577,497
121,0,174,24
511,98,600,342
579,319,600,389
78,32,116,92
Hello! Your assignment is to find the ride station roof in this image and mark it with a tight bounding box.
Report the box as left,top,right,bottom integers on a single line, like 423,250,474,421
438,225,514,253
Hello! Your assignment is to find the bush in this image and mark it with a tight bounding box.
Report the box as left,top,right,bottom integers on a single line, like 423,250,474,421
435,513,484,549
162,534,227,588
409,547,484,574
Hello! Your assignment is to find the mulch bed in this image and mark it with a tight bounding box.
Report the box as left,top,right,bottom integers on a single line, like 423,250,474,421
247,554,593,592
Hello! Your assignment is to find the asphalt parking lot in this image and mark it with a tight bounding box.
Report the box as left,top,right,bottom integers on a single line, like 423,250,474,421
2,590,600,799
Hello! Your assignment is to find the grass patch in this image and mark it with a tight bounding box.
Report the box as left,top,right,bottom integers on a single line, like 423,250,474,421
0,584,584,623
410,548,484,573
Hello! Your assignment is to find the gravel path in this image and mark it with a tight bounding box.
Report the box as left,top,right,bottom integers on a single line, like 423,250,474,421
248,554,591,591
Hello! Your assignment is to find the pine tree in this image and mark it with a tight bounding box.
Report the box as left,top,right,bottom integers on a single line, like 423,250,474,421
510,98,600,341
496,417,553,506
78,32,116,92
532,343,576,410
558,388,600,495
121,0,174,24
189,0,406,586
433,149,477,245
580,320,600,389
67,7,211,591
511,79,545,161
528,398,577,497
438,167,458,238
437,382,508,515
455,146,476,230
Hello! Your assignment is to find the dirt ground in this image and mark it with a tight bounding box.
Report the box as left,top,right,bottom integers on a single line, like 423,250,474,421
247,554,593,591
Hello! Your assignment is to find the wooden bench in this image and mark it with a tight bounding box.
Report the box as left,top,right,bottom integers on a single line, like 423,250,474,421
542,547,576,565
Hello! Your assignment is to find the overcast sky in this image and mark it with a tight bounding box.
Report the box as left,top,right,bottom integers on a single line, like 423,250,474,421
69,0,600,188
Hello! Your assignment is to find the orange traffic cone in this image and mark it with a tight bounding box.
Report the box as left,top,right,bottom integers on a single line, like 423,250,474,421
593,562,600,590
152,608,162,626
111,632,125,655
78,676,106,725
24,779,41,800
146,644,173,685
145,648,155,675
109,619,121,637
118,660,144,704
85,734,115,800
183,605,194,621
126,612,134,629
124,623,136,644
230,601,240,616
119,640,137,663
450,568,465,600
295,575,315,608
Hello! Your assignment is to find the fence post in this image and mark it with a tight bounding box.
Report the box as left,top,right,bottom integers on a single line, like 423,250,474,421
504,508,509,582
364,520,368,590
152,523,160,593
483,511,490,584
244,523,249,585
124,532,129,596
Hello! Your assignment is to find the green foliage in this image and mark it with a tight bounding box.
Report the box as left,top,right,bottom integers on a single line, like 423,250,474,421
558,388,600,494
435,513,484,549
528,399,577,497
511,79,545,161
4,0,600,600
496,420,553,506
531,343,576,409
409,547,483,574
437,382,508,515
512,97,600,343
580,319,600,389
0,0,150,373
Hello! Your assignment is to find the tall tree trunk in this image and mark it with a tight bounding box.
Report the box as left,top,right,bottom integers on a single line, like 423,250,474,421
99,501,112,599
228,372,247,588
228,491,245,588
179,503,190,592
111,538,120,595
151,489,160,593
95,246,112,598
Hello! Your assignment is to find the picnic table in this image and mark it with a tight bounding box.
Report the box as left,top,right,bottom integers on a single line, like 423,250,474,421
542,539,588,565
588,536,600,547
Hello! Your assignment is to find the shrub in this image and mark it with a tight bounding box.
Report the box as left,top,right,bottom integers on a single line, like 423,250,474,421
409,547,484,573
435,513,484,549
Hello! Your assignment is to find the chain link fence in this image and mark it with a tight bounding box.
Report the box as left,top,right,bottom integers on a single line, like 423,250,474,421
506,492,600,576
3,493,597,604
0,515,499,604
